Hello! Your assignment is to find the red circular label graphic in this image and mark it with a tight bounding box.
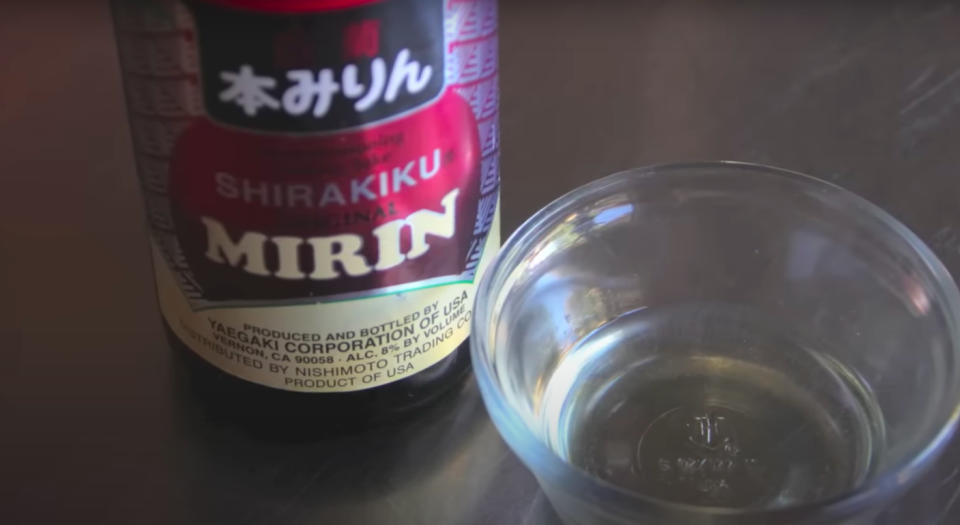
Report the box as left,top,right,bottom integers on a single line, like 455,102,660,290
169,90,481,301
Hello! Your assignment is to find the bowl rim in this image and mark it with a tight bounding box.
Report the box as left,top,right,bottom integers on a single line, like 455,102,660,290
470,160,960,520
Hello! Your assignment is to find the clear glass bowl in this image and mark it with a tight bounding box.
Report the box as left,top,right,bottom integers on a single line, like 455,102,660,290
471,162,960,524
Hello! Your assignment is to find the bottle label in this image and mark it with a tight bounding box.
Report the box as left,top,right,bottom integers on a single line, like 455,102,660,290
114,0,499,392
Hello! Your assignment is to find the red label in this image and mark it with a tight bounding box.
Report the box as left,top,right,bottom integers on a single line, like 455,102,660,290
117,0,499,308
170,90,480,301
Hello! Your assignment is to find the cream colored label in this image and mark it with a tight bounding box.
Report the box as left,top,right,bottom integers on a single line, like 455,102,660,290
156,209,499,393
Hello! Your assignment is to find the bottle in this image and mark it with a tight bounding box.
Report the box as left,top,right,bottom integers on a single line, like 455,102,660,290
111,0,500,427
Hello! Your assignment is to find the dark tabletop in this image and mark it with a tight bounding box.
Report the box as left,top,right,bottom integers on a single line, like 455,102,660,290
3,1,960,523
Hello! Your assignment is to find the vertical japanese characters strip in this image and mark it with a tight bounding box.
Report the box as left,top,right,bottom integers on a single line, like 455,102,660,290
447,0,499,279
112,1,205,301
